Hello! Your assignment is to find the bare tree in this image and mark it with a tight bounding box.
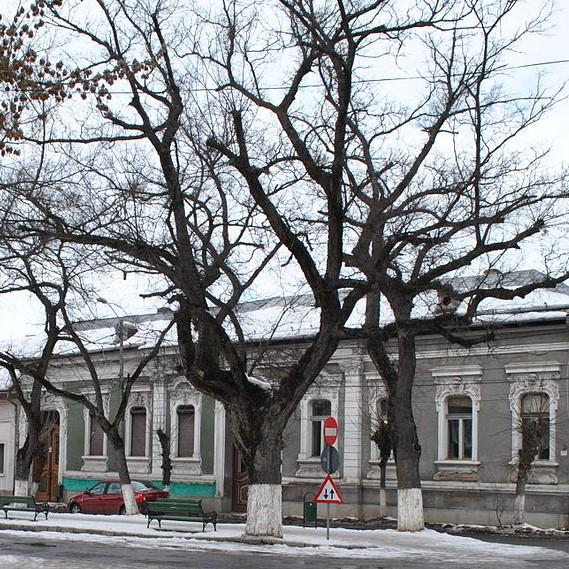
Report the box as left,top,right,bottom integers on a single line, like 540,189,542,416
3,0,568,535
0,228,175,513
196,0,569,531
0,0,366,537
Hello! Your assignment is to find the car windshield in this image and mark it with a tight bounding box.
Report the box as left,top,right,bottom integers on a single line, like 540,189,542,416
131,481,158,492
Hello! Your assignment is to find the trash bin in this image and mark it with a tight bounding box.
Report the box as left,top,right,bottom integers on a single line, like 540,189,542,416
303,492,317,528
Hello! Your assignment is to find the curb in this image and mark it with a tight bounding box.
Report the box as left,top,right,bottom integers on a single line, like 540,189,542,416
0,522,369,550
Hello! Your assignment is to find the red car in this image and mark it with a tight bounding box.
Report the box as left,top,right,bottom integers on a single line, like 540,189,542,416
68,480,168,515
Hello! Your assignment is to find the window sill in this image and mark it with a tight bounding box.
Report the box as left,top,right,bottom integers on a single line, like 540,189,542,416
81,455,108,473
508,460,559,484
433,460,480,482
126,456,151,474
296,457,324,478
366,459,397,480
171,457,202,476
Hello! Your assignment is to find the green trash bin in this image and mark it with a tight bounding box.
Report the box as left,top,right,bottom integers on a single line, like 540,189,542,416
303,492,317,528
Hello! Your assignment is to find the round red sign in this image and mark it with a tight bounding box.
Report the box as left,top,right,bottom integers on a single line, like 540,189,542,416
323,416,338,445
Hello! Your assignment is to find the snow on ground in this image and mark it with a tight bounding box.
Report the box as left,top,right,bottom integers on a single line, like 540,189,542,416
0,513,567,563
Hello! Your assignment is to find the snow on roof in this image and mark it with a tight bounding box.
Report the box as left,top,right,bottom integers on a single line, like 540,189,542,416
1,270,568,362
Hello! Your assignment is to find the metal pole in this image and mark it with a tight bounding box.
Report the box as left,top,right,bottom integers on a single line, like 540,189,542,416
118,319,124,380
326,502,330,540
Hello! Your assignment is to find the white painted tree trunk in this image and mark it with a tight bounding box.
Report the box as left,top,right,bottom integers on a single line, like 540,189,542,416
397,488,424,531
121,483,139,515
30,481,40,497
14,479,29,497
244,484,283,538
513,494,525,526
379,488,387,518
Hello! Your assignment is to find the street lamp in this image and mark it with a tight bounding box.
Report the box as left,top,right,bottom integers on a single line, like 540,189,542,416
96,297,137,380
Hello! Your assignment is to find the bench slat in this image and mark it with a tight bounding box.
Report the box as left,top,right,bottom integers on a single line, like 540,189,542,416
146,498,216,532
0,495,49,521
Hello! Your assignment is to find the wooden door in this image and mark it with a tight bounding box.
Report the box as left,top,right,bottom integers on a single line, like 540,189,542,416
232,446,249,513
35,413,60,503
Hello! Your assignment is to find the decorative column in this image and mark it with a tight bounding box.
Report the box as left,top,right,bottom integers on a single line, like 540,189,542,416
341,363,364,482
151,376,167,480
213,400,226,497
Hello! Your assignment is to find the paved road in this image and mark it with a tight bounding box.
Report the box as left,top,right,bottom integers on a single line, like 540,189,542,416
0,532,568,569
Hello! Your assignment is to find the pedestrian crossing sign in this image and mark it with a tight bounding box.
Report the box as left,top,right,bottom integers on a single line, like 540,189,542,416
313,474,344,504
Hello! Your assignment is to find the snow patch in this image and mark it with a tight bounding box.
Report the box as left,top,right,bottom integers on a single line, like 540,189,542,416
246,375,272,391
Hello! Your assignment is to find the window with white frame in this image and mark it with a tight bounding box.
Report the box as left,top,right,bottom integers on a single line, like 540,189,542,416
521,392,550,461
446,396,473,460
88,412,105,456
177,405,195,458
506,362,560,466
130,407,147,457
433,366,481,470
296,379,340,478
310,399,331,457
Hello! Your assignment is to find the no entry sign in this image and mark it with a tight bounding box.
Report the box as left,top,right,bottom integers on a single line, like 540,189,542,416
323,416,338,446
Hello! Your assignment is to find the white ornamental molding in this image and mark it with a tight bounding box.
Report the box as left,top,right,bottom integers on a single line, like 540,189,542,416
506,362,560,463
432,366,482,412
505,363,560,414
128,390,150,409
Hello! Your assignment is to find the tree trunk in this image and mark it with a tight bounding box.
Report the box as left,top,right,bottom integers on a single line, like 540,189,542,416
228,405,284,538
108,430,138,515
14,440,32,497
514,448,532,526
14,417,42,497
244,437,283,538
156,428,172,491
379,455,388,517
394,327,424,531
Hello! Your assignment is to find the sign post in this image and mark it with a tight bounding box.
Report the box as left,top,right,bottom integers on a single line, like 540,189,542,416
314,417,342,540
313,474,344,540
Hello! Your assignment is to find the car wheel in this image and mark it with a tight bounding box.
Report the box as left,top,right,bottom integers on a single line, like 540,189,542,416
69,503,82,514
119,505,126,515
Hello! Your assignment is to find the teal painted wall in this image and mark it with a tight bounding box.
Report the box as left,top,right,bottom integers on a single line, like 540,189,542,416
66,401,84,471
156,481,216,497
63,477,216,497
200,396,215,475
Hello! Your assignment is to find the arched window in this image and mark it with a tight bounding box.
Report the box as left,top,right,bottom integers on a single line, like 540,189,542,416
177,405,195,457
130,407,147,457
446,396,472,460
521,393,550,460
310,399,331,457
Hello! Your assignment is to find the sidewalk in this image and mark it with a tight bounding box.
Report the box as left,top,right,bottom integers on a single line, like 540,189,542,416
1,511,568,564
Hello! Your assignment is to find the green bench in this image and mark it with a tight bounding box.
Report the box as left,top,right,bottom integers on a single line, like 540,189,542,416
146,498,217,531
0,495,49,521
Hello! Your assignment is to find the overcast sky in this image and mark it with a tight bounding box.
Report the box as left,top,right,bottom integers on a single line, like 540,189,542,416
1,0,568,344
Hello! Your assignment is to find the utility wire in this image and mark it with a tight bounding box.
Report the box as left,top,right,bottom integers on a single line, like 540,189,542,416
2,58,568,96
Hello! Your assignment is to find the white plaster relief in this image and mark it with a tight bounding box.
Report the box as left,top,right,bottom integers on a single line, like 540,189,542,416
296,374,340,478
432,366,482,476
506,362,560,472
168,377,202,477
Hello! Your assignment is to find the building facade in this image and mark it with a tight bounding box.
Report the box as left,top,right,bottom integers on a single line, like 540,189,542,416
2,311,569,528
